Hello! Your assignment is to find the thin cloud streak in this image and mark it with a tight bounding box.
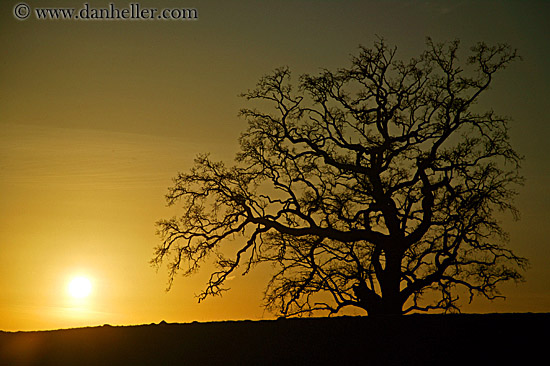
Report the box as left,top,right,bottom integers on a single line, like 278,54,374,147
0,123,198,189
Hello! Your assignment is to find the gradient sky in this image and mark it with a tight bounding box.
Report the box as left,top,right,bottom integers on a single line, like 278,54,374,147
1,0,549,331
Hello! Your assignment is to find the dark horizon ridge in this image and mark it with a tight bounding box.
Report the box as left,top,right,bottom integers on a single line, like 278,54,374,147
1,313,547,365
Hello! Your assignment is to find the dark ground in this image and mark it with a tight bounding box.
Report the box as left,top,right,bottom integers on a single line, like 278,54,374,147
1,313,548,365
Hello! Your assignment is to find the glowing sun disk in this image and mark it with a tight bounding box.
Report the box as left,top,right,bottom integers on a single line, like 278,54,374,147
68,276,92,298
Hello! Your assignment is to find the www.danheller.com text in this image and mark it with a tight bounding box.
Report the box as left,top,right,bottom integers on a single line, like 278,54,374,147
14,2,199,21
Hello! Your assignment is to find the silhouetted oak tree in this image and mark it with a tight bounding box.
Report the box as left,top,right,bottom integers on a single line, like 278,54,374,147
154,38,527,316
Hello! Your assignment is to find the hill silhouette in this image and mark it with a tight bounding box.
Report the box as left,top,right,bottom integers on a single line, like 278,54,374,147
1,313,547,365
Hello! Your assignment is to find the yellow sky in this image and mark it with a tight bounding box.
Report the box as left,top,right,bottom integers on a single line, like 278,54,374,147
1,0,549,331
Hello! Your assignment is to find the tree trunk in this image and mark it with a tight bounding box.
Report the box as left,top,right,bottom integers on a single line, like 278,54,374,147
355,248,404,316
377,250,404,315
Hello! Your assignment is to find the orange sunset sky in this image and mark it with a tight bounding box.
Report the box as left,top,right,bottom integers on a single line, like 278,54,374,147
1,0,549,331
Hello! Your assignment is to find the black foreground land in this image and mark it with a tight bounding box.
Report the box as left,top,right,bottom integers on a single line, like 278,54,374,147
1,313,548,365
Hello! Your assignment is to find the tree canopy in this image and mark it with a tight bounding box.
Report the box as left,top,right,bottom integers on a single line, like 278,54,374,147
153,38,527,316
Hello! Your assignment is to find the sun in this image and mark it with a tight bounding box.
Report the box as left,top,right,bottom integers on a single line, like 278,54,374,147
67,276,92,298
